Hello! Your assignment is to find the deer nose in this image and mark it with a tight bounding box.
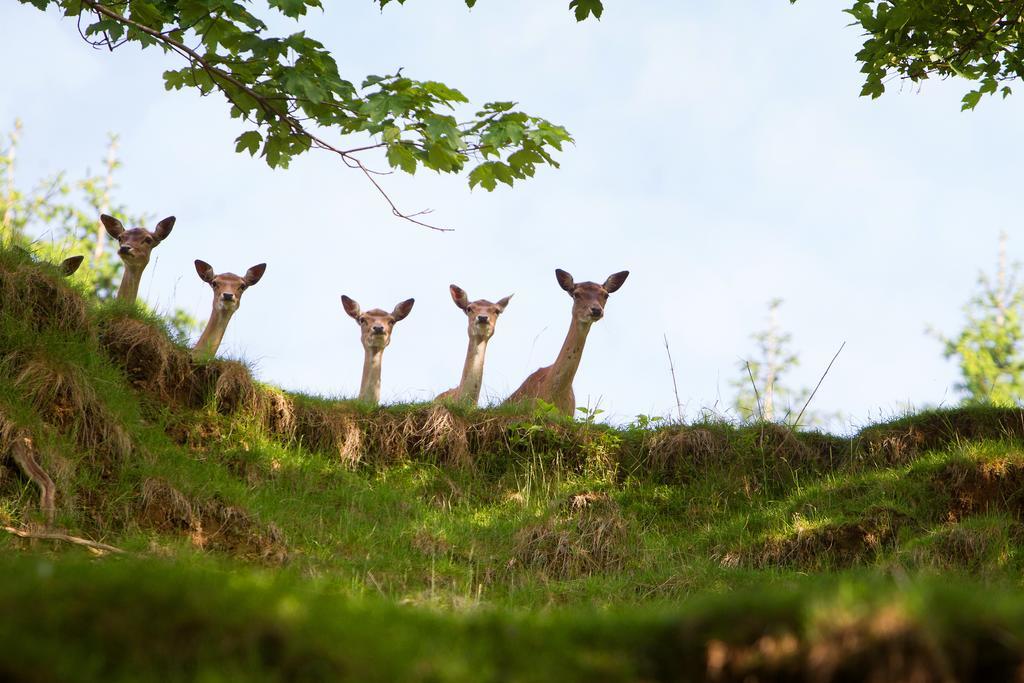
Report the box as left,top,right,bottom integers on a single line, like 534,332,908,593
118,246,131,256
222,293,235,302
372,324,385,334
476,315,489,324
590,307,603,318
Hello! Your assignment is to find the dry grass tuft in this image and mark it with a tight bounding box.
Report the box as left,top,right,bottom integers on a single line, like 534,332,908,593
138,478,287,563
290,404,489,468
0,261,90,335
2,351,131,465
193,360,261,416
99,315,191,401
293,404,364,466
906,522,1011,572
409,405,472,467
751,507,909,570
100,316,271,422
860,409,1024,465
933,459,1024,522
645,426,732,482
751,423,824,469
259,387,296,437
510,491,628,579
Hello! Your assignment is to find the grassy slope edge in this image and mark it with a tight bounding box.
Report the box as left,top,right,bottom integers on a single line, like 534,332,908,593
3,246,1024,679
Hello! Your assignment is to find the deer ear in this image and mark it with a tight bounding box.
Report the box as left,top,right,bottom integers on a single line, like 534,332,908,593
153,216,176,242
496,294,513,313
341,295,361,320
244,263,267,286
392,298,415,322
449,285,469,311
555,269,575,294
100,214,125,239
603,270,629,293
60,255,84,277
194,260,215,283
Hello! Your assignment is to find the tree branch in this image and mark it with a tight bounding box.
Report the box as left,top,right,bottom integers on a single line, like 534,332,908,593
3,525,126,555
78,0,452,232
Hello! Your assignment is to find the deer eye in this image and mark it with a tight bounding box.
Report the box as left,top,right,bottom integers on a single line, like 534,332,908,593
144,236,153,245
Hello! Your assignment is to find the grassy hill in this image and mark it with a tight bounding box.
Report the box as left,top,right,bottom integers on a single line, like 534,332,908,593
3,245,1024,681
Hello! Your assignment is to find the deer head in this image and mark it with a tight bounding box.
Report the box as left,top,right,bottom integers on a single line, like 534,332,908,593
194,260,266,313
342,295,415,351
555,269,630,324
101,214,175,269
60,255,84,277
449,285,512,341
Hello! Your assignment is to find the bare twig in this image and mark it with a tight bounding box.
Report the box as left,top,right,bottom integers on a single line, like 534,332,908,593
793,341,846,428
663,334,683,421
77,0,452,232
3,526,125,554
744,360,764,421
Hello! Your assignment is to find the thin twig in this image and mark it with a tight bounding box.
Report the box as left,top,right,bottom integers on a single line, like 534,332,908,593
3,525,126,554
663,333,683,422
793,341,846,428
744,360,764,421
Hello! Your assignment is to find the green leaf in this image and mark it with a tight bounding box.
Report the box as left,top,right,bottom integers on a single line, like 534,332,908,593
961,90,982,111
568,0,603,21
234,131,262,156
386,144,418,174
468,163,496,191
268,0,320,17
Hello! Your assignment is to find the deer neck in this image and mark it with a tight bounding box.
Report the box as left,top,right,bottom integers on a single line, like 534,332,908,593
116,263,146,303
193,306,235,358
360,346,384,404
456,336,489,404
547,319,592,394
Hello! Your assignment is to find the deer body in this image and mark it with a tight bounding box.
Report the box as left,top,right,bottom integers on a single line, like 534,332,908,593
504,269,628,416
101,214,175,304
192,260,266,358
342,295,415,405
436,285,512,405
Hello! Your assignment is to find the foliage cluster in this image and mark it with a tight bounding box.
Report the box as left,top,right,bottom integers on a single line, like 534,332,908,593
16,0,573,220
834,0,1024,110
934,233,1024,406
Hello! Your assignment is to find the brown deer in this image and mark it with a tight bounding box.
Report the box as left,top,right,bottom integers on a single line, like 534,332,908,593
504,269,629,416
436,285,512,405
341,295,415,405
192,260,266,358
101,214,175,304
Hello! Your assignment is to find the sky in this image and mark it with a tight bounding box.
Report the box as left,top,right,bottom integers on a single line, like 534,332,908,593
1,1,1021,431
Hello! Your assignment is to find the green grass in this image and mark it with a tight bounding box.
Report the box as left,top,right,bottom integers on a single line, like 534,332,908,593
5,245,1024,678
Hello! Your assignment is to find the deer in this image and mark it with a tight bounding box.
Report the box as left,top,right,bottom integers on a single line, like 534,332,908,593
504,269,629,416
100,214,175,304
11,246,83,277
192,260,266,358
436,285,512,406
59,255,84,276
341,295,415,405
